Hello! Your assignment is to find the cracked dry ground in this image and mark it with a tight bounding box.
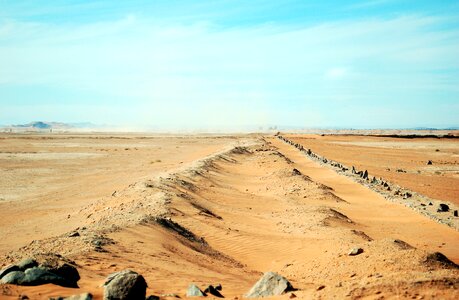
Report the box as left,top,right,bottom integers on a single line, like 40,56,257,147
1,137,459,299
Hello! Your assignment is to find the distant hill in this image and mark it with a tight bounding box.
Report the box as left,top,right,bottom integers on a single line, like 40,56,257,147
6,121,99,131
14,121,52,129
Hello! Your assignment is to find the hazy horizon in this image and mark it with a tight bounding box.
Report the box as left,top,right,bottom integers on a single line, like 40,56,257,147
1,1,459,129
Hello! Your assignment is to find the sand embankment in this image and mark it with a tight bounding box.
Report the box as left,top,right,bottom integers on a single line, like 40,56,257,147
1,134,458,299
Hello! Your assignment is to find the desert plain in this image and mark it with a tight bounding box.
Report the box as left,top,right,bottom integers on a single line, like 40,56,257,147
0,131,458,299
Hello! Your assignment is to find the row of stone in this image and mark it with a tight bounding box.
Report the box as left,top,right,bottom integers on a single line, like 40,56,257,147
277,135,458,218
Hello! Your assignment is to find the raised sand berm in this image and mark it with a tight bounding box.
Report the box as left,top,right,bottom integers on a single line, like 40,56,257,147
0,138,259,262
271,136,459,262
276,135,459,231
2,137,459,298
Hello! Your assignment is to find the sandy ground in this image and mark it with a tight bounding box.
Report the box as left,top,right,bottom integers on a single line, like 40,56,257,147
0,133,458,299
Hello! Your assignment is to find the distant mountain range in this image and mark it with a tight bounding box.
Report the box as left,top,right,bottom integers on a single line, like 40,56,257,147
7,121,98,130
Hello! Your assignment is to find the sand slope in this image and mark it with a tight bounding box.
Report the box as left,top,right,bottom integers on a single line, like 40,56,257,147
1,135,458,299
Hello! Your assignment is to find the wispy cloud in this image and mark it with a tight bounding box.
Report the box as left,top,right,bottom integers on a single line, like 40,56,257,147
1,4,459,128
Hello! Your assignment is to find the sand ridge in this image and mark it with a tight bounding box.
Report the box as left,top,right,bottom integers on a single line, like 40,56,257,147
0,134,458,299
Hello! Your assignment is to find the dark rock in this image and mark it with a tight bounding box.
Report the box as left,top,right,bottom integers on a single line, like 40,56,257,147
437,203,450,212
0,264,20,279
21,267,74,287
393,239,415,250
186,284,206,297
51,263,80,285
160,294,180,298
215,283,222,291
103,270,147,300
245,272,294,298
424,252,459,269
1,270,25,284
428,202,433,206
68,231,80,237
17,258,38,271
49,293,93,300
204,285,224,298
348,248,363,256
454,210,458,217
1,267,73,287
292,168,302,176
146,296,160,300
427,160,433,165
362,170,368,180
316,285,325,291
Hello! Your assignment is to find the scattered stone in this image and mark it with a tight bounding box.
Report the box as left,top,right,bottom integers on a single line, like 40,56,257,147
437,204,450,212
49,293,93,300
186,284,206,297
146,296,160,300
204,285,224,298
17,258,38,270
351,230,373,241
1,270,25,284
428,202,433,206
454,210,458,217
289,293,297,298
427,160,433,165
245,272,294,298
316,285,325,291
26,267,76,287
160,294,180,298
2,267,74,287
0,264,20,279
103,270,147,300
1,257,80,288
393,239,415,250
292,168,302,176
424,252,459,269
362,170,368,180
348,248,363,256
67,231,80,238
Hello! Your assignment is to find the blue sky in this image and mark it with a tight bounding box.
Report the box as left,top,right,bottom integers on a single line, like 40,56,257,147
1,0,458,130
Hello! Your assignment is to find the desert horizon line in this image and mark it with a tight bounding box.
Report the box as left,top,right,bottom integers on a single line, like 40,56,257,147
1,120,458,133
